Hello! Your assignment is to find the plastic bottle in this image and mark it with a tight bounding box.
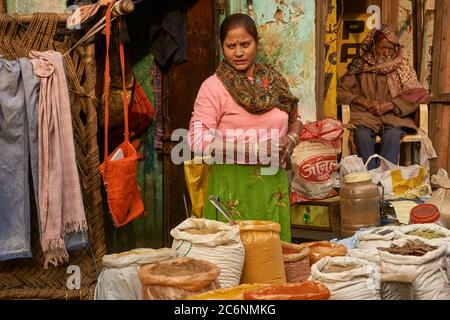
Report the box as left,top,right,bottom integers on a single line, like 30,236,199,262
339,172,380,238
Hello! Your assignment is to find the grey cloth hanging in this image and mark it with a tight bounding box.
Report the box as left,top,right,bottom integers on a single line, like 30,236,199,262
0,58,39,261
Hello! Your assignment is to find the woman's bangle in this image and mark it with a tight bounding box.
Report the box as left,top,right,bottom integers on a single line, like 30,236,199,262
287,132,299,145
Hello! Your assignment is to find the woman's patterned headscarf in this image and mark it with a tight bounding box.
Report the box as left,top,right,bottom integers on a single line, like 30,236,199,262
215,60,299,122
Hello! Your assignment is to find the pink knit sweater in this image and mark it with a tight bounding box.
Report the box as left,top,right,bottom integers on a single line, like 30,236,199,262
189,74,298,159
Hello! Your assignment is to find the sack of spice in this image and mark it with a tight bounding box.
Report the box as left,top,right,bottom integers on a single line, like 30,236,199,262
378,238,450,300
170,218,245,288
138,257,221,300
94,248,177,300
308,256,381,300
348,247,417,300
281,241,311,282
395,223,450,280
355,226,398,249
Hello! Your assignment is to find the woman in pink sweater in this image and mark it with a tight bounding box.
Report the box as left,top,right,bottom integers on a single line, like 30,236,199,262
188,13,302,241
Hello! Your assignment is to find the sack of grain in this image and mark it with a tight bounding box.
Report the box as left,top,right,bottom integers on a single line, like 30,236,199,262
171,218,244,288
309,256,381,300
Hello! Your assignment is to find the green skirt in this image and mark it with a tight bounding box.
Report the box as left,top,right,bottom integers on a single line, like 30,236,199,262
203,164,291,242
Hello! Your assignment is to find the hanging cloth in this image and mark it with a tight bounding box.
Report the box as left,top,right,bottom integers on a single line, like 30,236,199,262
99,1,144,228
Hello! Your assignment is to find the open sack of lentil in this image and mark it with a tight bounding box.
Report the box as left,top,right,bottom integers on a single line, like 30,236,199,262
170,218,244,288
355,226,398,249
378,238,450,300
243,281,330,300
138,257,221,300
308,256,381,300
94,248,177,300
238,220,286,284
395,223,450,279
281,241,310,282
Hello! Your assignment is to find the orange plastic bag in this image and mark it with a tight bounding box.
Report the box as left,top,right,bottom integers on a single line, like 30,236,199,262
238,220,286,285
243,281,330,300
99,5,144,227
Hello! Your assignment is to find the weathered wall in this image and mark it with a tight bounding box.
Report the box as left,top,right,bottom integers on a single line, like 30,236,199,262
227,0,317,121
397,0,415,65
6,0,67,13
419,0,436,91
323,0,337,119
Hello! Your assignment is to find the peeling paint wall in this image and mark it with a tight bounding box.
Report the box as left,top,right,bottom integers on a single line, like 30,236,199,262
397,0,414,64
227,0,317,121
419,0,435,92
6,0,67,13
324,0,337,118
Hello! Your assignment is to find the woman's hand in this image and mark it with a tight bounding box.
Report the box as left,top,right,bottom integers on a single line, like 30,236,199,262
279,136,296,165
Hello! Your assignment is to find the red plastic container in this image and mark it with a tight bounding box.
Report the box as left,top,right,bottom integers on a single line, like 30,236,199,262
410,204,440,224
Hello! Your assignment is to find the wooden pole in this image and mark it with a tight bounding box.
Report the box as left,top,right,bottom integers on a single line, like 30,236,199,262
0,0,6,14
80,39,107,268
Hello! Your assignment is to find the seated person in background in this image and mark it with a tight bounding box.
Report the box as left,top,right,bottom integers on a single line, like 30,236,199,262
337,24,428,170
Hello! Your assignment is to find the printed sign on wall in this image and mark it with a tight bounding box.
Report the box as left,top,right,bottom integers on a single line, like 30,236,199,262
337,13,372,80
324,0,337,118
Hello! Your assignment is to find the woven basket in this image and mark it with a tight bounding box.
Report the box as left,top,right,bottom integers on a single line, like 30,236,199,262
0,13,105,300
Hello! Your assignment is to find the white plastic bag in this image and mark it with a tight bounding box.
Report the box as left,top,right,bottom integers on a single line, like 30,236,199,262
339,155,367,187
366,154,431,200
308,256,381,300
426,169,450,228
170,218,244,288
94,248,177,300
